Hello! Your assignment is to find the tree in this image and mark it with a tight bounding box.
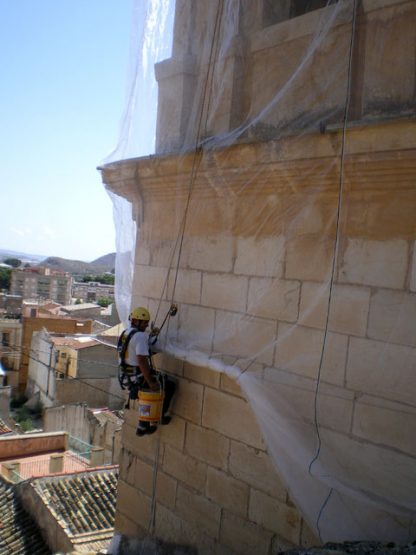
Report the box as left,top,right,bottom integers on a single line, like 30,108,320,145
3,257,21,268
0,268,12,290
97,297,112,308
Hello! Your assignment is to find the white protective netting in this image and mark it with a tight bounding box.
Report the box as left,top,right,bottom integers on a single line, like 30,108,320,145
103,0,416,543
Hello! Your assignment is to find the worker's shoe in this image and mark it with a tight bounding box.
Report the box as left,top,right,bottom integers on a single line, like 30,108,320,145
160,416,172,425
136,423,158,437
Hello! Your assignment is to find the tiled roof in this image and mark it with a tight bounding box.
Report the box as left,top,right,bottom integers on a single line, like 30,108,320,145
31,468,117,550
0,477,51,555
51,336,98,350
0,418,12,436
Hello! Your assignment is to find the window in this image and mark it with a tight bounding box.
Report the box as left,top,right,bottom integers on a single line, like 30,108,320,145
2,333,10,347
263,0,338,27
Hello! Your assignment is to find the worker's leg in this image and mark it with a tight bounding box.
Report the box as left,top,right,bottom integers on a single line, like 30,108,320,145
161,374,176,418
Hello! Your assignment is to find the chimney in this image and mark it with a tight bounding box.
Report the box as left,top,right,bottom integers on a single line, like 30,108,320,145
49,453,64,474
89,446,104,467
3,462,20,482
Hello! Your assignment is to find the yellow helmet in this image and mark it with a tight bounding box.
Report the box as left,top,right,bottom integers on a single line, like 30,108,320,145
130,307,151,321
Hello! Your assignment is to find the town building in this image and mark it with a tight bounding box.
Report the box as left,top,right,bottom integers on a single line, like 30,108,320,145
0,293,23,318
10,266,72,305
27,328,122,410
0,317,22,387
100,0,416,552
18,315,92,392
72,280,115,303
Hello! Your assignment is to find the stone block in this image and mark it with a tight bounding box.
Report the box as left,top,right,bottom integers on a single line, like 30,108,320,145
346,337,416,405
213,311,276,366
202,387,264,449
163,445,207,492
114,511,147,539
300,519,320,548
116,478,151,526
411,242,416,292
121,421,163,463
220,372,244,398
247,277,300,322
328,284,370,337
234,236,285,277
285,236,333,282
298,282,330,330
320,332,348,387
185,423,230,471
201,273,248,312
182,235,234,273
159,416,186,451
176,484,221,539
206,466,249,517
275,323,324,379
229,440,286,500
367,289,416,347
352,396,416,457
177,305,216,350
339,239,408,289
220,510,273,555
184,362,221,388
249,488,301,544
167,268,202,305
173,377,204,424
157,353,184,377
133,264,167,300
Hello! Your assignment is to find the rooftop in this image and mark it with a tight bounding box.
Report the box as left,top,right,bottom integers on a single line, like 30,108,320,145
0,476,51,555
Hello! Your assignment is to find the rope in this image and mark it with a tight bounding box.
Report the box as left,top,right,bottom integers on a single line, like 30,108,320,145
308,0,359,540
147,0,226,535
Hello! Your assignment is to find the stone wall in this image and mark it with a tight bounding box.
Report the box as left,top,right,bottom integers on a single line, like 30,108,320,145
102,118,416,550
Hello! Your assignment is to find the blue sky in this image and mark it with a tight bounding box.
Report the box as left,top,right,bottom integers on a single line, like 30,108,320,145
0,0,135,261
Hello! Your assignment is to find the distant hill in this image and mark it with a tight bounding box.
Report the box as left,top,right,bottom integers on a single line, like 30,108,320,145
0,249,116,275
42,253,116,275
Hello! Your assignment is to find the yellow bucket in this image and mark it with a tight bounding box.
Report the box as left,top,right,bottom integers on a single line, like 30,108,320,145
138,389,165,422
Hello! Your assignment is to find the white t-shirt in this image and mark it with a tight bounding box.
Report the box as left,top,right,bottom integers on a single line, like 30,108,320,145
124,328,149,366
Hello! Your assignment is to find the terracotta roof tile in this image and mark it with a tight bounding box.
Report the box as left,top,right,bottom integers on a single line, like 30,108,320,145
0,477,51,555
32,468,117,540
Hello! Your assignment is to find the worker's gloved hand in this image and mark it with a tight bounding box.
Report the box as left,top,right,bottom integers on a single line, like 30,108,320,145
149,326,160,337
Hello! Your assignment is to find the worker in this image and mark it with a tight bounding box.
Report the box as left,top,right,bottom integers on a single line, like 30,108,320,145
117,306,176,436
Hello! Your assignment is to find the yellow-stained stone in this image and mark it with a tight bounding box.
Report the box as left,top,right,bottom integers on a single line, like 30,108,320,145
339,238,408,289
249,488,302,544
163,445,207,492
121,422,164,463
206,466,249,517
229,440,286,500
173,377,204,424
220,510,274,555
176,484,221,539
159,416,186,451
300,519,321,548
202,387,264,449
220,373,245,398
367,289,416,347
185,423,230,470
201,273,249,312
285,235,334,282
328,284,371,337
275,323,324,379
247,277,300,322
157,352,184,377
114,511,146,539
